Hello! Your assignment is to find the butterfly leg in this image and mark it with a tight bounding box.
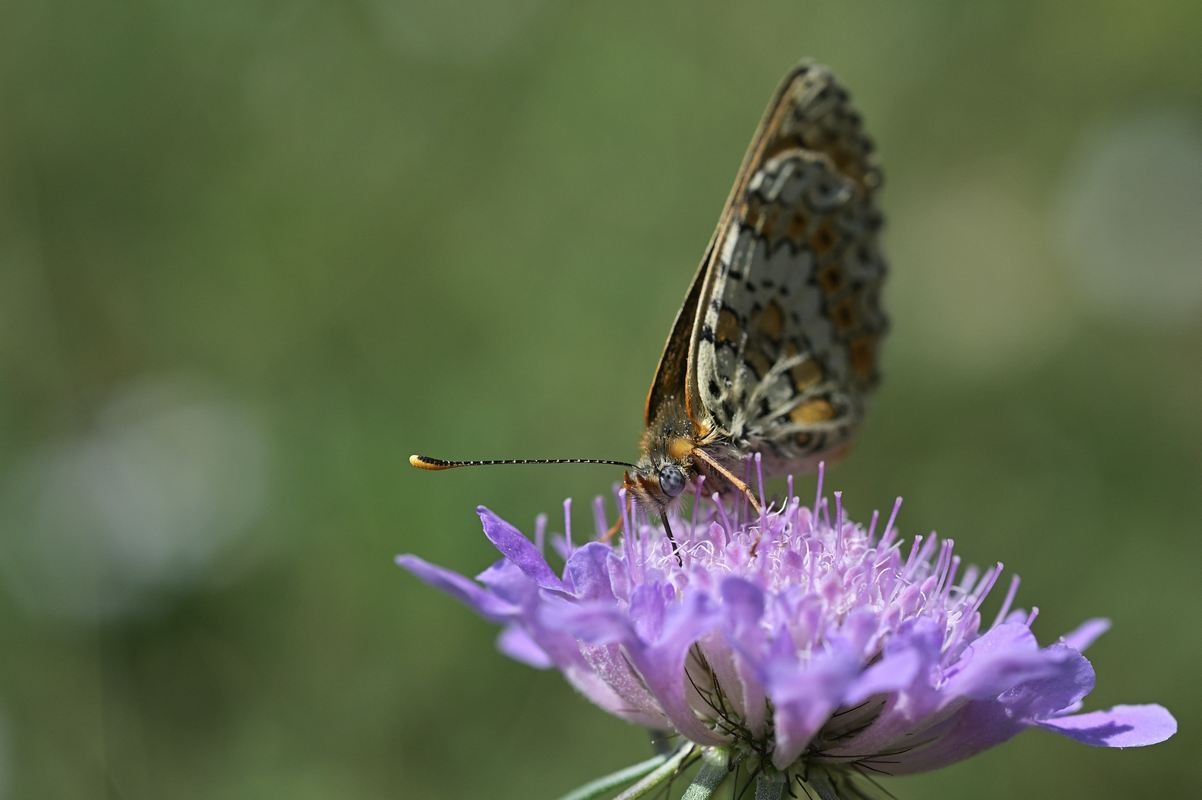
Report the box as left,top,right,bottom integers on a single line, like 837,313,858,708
600,517,622,543
601,485,639,542
600,491,634,543
690,447,764,517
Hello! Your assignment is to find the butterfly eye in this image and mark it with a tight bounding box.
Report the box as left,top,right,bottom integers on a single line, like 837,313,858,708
658,464,687,498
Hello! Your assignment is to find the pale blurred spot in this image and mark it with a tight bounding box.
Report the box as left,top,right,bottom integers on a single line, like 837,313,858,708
0,375,270,623
363,0,549,64
892,163,1074,378
1054,113,1202,326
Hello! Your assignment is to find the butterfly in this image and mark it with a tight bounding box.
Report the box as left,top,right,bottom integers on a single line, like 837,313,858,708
412,61,886,548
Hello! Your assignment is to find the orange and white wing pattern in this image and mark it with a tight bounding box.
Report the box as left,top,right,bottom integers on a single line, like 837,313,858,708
690,63,886,470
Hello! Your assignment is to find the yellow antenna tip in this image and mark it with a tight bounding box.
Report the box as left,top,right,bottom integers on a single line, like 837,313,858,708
410,454,452,471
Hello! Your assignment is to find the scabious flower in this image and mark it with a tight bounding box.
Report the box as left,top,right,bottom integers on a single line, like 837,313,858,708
398,467,1175,798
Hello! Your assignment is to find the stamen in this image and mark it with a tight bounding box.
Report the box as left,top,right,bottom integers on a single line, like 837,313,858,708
955,565,980,598
879,497,903,549
814,461,826,516
914,534,940,577
932,539,955,596
592,496,608,540
534,513,547,554
713,492,735,535
690,476,706,536
903,534,925,575
755,452,767,520
563,498,573,552
968,563,1003,617
741,457,753,522
834,490,845,565
991,574,1022,629
617,488,637,575
940,554,962,604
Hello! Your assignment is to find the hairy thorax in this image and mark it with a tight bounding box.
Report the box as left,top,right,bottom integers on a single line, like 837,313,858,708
627,397,734,512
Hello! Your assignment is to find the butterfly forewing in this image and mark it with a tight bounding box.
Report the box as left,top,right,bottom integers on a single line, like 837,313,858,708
658,62,886,473
643,242,710,428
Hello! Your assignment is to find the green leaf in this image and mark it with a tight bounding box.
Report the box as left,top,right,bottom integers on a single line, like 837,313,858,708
555,744,695,800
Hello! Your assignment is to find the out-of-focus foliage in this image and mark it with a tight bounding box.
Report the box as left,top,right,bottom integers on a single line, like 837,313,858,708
0,2,1197,798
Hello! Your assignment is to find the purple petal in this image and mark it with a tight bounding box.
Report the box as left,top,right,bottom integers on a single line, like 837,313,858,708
629,583,668,643
1038,704,1177,747
943,623,1066,701
1002,643,1095,719
721,577,766,629
839,606,881,654
476,559,540,605
1060,618,1110,652
539,597,632,645
497,625,552,668
628,591,727,746
717,578,771,733
844,647,921,707
573,642,672,729
478,507,564,590
770,645,860,769
564,542,615,601
395,554,518,621
821,621,947,760
866,700,1025,775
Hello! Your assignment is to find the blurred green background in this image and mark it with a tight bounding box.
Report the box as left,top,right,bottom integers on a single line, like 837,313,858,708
1,1,1198,798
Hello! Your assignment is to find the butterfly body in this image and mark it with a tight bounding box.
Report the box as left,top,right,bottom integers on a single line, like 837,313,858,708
627,62,886,515
627,396,721,509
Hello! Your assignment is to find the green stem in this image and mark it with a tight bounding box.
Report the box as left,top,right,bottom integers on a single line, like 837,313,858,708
680,748,731,799
554,750,685,800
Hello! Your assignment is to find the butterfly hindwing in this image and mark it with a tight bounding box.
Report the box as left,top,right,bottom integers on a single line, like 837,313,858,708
687,63,886,469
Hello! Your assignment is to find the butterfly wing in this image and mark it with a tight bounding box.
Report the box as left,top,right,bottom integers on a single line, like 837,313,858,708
685,63,887,469
644,240,710,427
645,61,849,428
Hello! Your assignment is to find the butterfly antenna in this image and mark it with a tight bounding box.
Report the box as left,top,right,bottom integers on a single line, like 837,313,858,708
410,454,638,471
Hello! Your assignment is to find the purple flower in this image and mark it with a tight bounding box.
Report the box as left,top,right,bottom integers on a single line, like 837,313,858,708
398,470,1175,793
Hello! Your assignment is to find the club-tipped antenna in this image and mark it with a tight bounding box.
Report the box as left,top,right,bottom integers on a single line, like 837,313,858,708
410,454,638,471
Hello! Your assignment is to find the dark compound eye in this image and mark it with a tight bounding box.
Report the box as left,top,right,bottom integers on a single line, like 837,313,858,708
658,464,687,498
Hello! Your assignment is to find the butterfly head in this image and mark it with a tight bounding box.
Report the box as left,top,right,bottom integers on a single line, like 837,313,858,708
625,457,693,511
627,423,700,510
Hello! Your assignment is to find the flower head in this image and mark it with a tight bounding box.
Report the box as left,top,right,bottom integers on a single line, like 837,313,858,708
398,467,1175,792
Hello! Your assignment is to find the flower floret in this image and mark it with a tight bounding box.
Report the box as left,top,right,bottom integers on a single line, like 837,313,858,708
398,477,1175,776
